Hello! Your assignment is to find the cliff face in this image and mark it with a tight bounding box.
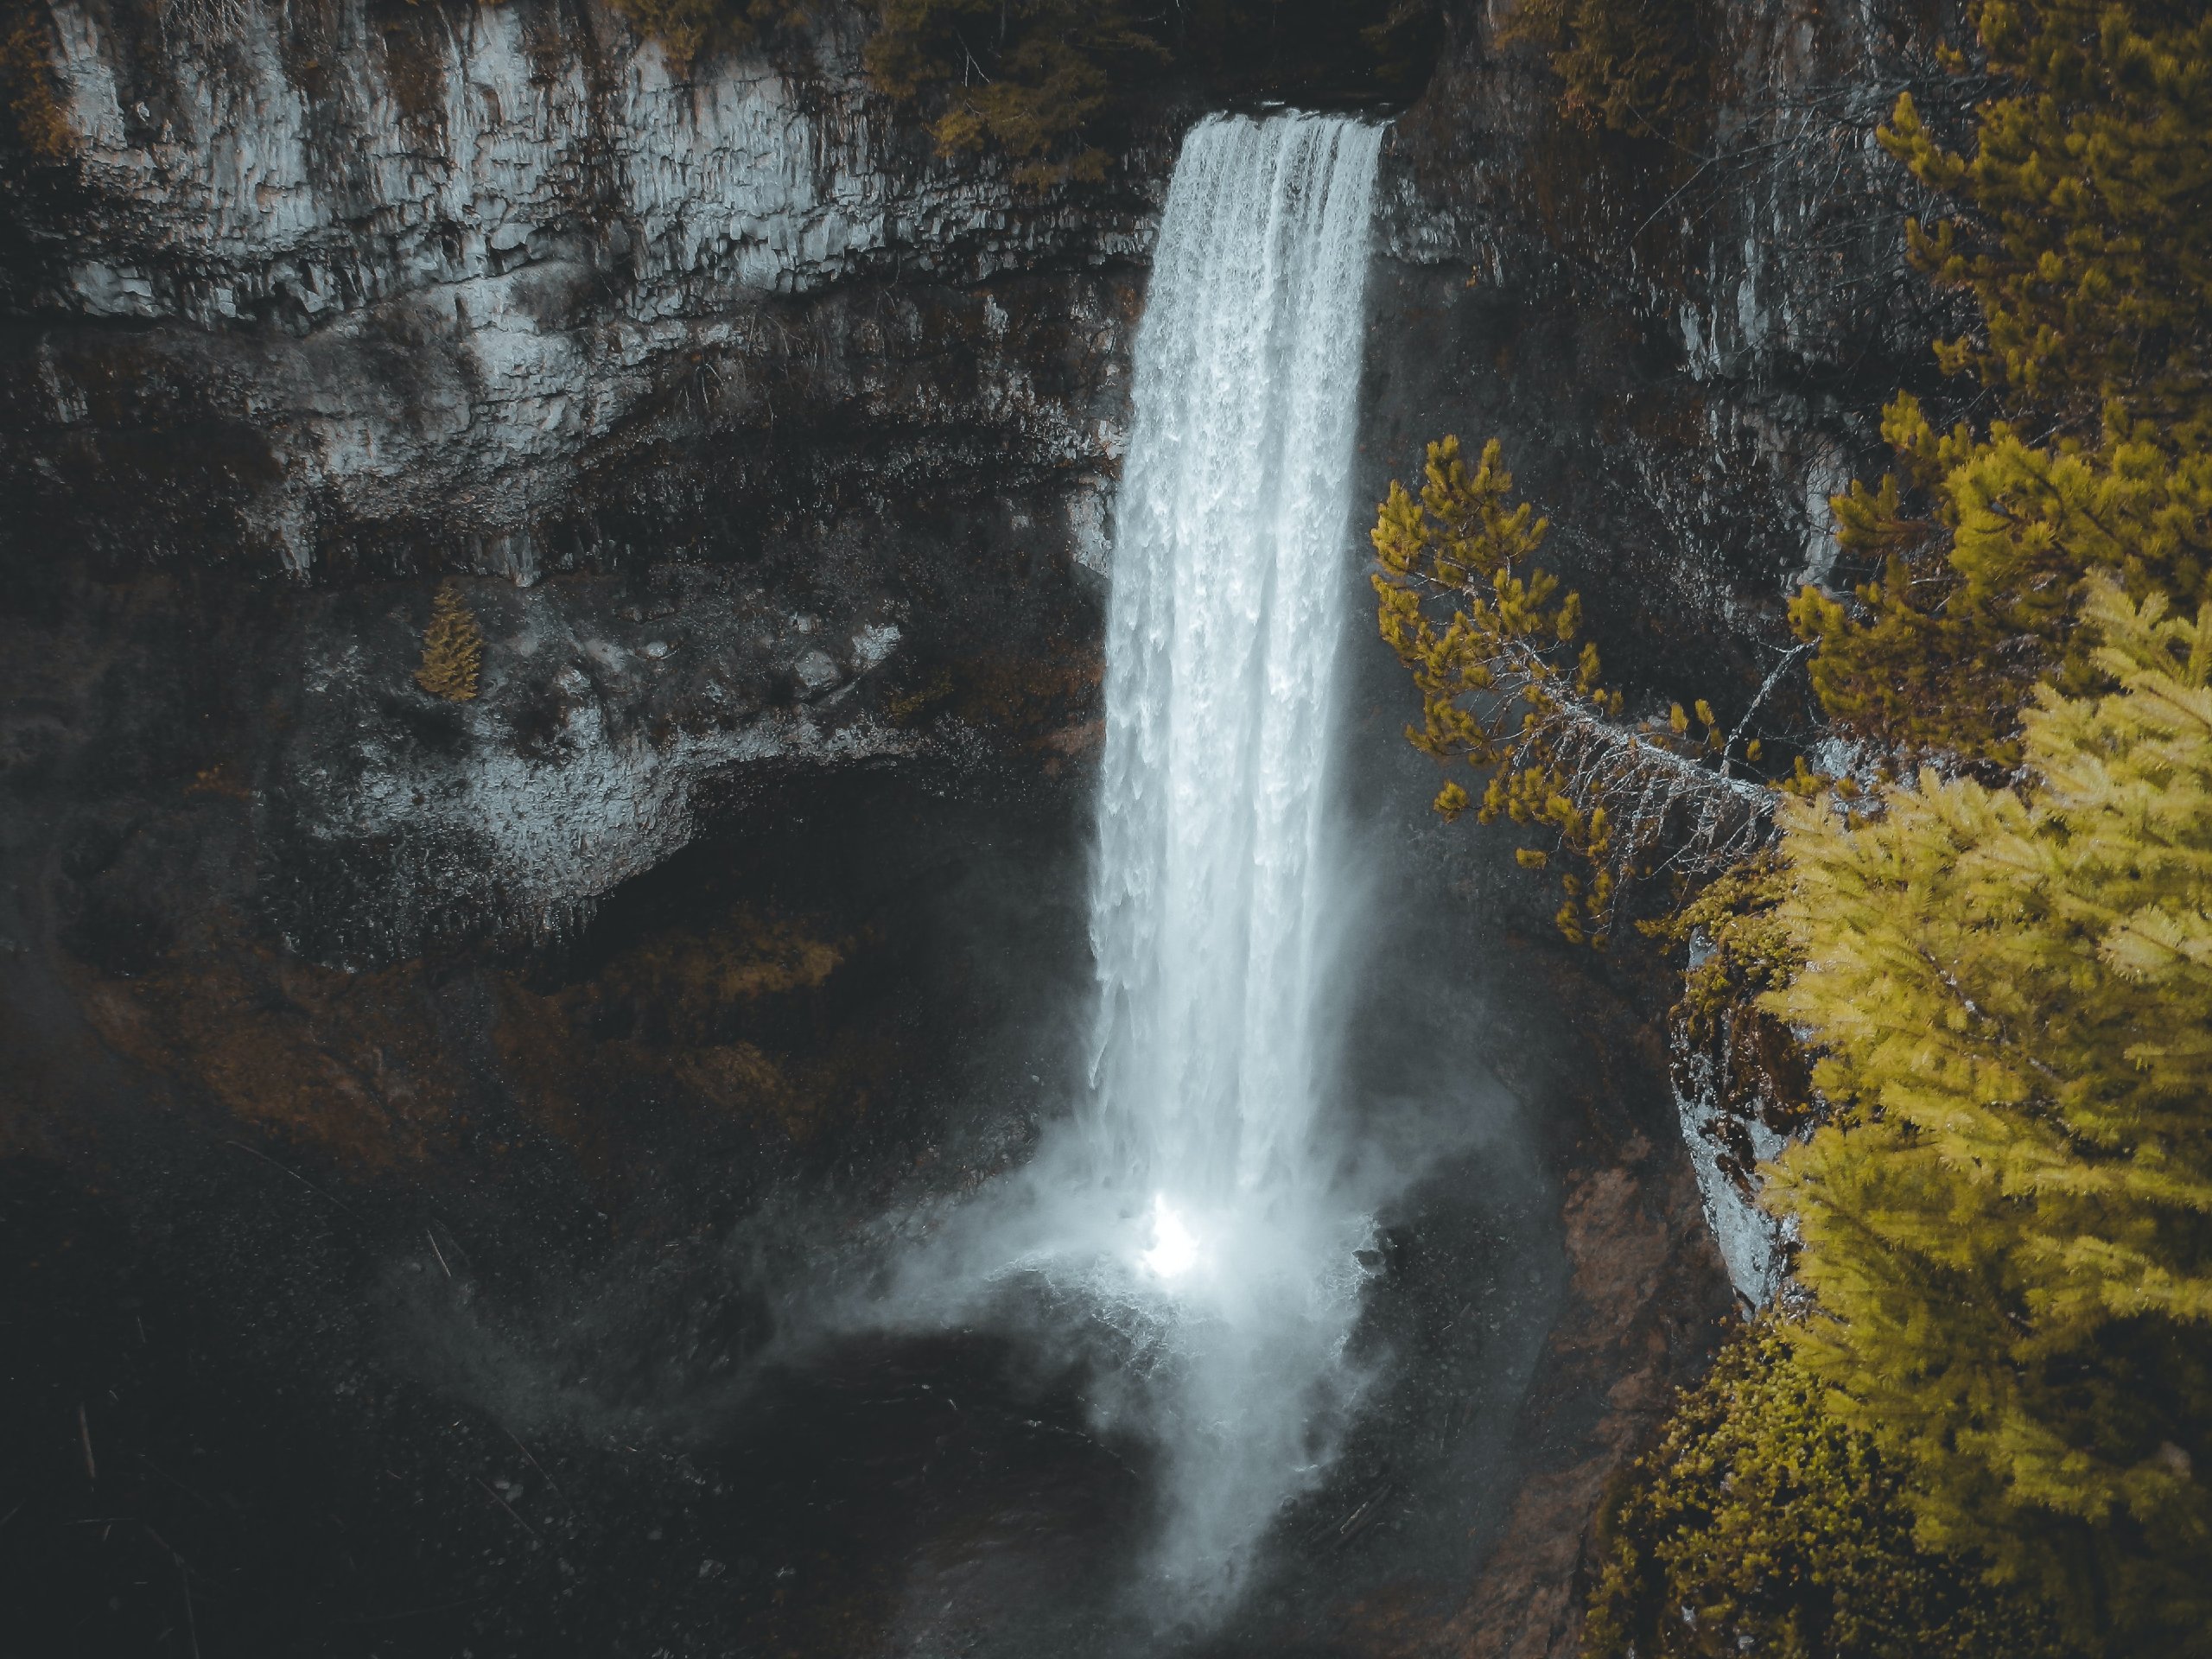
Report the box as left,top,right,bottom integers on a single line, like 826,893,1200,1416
1335,8,1955,1651
2,1,1940,1653
15,0,1143,575
4,0,1945,967
1365,0,1960,1325
5,0,1149,962
1379,0,1954,685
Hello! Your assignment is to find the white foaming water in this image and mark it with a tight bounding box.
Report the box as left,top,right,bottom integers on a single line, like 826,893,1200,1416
1084,111,1380,1236
1071,109,1385,1600
872,111,1385,1618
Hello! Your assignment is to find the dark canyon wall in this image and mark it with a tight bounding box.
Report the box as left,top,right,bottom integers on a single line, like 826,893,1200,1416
4,0,1148,965
0,1,1946,1654
2,0,1951,968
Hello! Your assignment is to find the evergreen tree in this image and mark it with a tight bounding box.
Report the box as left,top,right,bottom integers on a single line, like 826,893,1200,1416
1795,0,2212,766
1765,577,2212,1652
416,580,483,702
1373,434,1768,944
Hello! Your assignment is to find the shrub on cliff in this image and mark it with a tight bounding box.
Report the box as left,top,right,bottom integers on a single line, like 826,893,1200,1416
1371,432,1775,946
864,0,1168,186
606,0,811,71
868,0,1436,187
1,0,71,162
1503,0,1713,145
1585,1319,2075,1659
606,0,1433,187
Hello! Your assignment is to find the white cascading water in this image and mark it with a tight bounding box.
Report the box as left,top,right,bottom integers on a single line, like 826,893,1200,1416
1072,110,1385,1601
1084,112,1380,1240
874,111,1385,1618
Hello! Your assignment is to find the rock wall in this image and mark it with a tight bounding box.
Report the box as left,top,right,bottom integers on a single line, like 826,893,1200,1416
13,0,1147,574
3,0,1151,960
1363,0,1961,1336
1377,0,1960,692
3,0,1955,975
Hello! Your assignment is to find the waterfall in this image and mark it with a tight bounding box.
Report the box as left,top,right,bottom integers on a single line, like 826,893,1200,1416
1075,111,1385,1599
871,111,1385,1618
1086,111,1382,1263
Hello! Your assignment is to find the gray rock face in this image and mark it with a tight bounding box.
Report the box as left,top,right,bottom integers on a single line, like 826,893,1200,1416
3,0,1147,961
260,565,932,964
1373,0,1957,702
15,0,1147,575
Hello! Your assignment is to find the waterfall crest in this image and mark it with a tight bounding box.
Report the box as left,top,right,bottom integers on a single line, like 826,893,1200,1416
1086,111,1383,1217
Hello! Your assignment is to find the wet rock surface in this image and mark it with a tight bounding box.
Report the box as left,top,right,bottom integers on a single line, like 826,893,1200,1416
3,0,1942,1651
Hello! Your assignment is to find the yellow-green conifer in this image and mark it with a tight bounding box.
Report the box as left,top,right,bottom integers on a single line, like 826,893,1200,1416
416,579,483,702
1765,578,2212,1651
1796,0,2212,766
1585,1319,2075,1659
1373,434,1765,944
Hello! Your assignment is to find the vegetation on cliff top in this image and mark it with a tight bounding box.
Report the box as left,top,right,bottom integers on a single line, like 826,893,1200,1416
1374,2,2212,1652
1503,0,1713,145
869,0,1437,184
603,0,814,73
863,0,1169,186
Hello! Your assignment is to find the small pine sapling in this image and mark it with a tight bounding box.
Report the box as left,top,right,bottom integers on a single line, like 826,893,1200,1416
416,579,483,702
